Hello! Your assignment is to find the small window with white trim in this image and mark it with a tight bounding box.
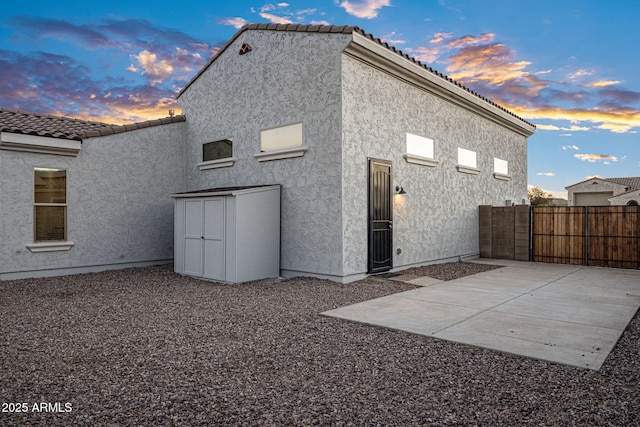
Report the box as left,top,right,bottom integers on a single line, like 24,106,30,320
457,147,479,174
198,139,235,170
493,158,511,180
404,133,438,167
255,122,307,162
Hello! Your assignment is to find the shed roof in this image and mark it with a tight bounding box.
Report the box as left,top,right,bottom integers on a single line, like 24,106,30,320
178,23,534,131
0,108,186,141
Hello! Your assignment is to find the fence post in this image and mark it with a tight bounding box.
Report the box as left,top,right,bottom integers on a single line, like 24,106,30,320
585,206,589,266
514,205,531,261
479,205,492,258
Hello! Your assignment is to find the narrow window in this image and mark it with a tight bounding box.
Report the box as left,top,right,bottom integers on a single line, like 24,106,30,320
34,168,67,242
260,123,303,152
203,139,233,162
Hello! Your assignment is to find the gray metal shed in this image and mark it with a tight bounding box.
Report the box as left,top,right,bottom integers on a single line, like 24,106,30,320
172,185,280,283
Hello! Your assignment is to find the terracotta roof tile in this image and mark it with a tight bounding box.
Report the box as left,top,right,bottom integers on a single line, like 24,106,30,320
0,108,185,141
177,23,533,128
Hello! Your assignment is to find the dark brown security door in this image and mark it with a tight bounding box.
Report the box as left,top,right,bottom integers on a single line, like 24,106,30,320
368,159,393,273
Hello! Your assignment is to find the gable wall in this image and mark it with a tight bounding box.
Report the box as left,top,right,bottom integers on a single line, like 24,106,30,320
341,55,529,275
178,30,353,279
0,122,186,279
566,178,628,206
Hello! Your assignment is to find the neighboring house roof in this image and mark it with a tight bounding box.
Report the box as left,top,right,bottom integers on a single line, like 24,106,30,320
605,177,640,190
177,23,534,132
566,176,640,191
0,108,185,141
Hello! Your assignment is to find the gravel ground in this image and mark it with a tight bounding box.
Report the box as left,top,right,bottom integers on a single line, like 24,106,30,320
397,261,504,281
1,264,638,426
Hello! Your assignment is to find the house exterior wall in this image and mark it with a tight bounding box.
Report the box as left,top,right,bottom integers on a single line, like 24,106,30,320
566,178,627,206
178,30,353,280
0,123,186,279
341,55,529,276
609,190,640,205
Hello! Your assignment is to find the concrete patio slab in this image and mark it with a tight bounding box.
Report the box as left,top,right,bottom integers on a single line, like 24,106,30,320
322,260,640,370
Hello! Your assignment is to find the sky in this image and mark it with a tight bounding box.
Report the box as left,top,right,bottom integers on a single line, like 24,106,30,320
1,0,639,198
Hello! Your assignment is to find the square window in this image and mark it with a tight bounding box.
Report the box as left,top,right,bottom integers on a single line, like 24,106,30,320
404,133,438,167
34,168,67,242
494,158,508,175
260,123,303,152
458,147,477,169
203,139,233,162
406,133,434,158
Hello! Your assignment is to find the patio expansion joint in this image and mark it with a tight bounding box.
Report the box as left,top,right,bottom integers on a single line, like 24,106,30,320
428,266,588,335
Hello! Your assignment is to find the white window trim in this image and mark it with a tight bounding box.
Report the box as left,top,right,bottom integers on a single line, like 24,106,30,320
493,172,512,181
403,153,439,167
198,157,236,170
456,165,481,175
255,146,308,162
1,132,81,156
27,241,75,252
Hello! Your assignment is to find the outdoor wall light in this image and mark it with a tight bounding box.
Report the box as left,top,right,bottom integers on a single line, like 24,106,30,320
395,186,407,195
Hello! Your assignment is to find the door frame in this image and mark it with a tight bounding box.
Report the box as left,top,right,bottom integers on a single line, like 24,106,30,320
367,158,393,274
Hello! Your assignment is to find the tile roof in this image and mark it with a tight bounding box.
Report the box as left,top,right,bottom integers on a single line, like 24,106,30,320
0,108,185,141
178,23,533,128
606,177,640,190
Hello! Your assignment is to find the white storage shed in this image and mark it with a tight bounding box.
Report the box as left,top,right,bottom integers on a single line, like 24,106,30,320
172,185,280,283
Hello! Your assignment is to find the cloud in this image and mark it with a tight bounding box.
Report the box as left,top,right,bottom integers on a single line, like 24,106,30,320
132,50,173,84
381,32,405,45
445,33,495,49
339,0,391,19
537,124,589,132
0,17,216,122
562,145,580,150
446,43,532,87
430,32,453,44
568,69,594,80
259,13,293,24
537,172,556,176
574,154,619,163
586,175,603,179
220,17,248,29
586,80,621,88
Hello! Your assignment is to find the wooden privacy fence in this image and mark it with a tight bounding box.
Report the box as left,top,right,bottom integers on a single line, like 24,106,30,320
532,206,640,269
480,205,640,269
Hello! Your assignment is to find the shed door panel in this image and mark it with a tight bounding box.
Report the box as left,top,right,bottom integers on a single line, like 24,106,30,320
203,198,225,280
184,200,204,277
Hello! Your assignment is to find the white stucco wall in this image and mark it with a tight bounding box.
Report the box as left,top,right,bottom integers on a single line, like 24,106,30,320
0,122,186,279
178,30,353,280
341,55,529,276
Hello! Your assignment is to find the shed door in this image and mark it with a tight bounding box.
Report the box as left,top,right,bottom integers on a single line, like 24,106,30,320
182,197,225,280
368,159,393,273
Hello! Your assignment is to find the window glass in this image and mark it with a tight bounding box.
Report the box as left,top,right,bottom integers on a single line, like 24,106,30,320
203,139,233,162
458,148,477,168
260,123,303,152
494,158,509,175
34,168,67,242
406,133,434,159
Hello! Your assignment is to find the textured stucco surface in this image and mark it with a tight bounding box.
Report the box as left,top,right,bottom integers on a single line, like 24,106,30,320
179,30,353,278
0,122,185,278
341,55,528,276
